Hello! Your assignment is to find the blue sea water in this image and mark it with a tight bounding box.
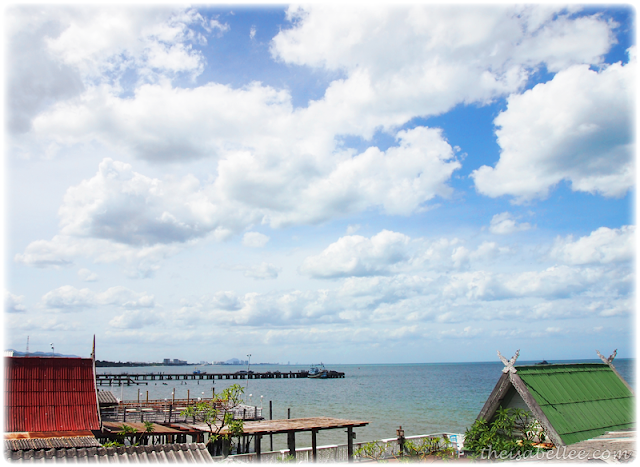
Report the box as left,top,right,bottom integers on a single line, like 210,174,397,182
99,359,635,450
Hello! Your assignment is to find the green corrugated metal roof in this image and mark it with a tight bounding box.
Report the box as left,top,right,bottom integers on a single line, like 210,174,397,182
516,364,634,445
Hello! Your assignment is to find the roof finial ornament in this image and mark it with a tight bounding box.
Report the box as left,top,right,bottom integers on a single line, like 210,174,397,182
596,349,617,365
498,349,519,373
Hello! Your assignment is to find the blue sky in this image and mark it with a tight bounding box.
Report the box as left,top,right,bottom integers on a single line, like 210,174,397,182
3,3,635,364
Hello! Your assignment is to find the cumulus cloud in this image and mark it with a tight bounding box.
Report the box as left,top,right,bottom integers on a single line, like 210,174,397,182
109,310,157,329
5,6,206,134
243,232,270,248
300,230,411,278
489,212,532,234
78,268,98,282
272,5,613,136
443,265,604,301
301,231,513,279
550,226,635,265
17,127,459,272
473,56,635,201
41,285,155,311
5,292,27,313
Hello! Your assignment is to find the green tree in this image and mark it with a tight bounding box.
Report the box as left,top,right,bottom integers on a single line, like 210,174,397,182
181,384,245,456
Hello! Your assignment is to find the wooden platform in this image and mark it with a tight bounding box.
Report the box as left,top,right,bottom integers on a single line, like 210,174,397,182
184,417,369,463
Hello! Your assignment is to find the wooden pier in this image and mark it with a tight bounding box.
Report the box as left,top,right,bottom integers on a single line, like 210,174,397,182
96,370,345,386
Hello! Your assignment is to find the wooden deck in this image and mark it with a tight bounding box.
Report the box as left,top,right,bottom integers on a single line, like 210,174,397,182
184,417,369,463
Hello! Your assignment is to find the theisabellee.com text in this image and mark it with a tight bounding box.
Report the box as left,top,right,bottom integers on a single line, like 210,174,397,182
480,445,634,462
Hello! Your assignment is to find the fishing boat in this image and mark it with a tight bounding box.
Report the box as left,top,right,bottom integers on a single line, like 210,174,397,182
308,363,329,379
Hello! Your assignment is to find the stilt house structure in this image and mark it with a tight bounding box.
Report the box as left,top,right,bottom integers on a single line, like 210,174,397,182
477,350,634,447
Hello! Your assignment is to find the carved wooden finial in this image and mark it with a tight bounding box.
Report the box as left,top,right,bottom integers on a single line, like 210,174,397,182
596,349,617,365
498,349,520,373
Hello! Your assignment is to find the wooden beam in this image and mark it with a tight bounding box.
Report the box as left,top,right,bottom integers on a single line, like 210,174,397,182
347,427,353,463
477,372,510,421
312,429,318,462
255,434,262,462
509,372,565,447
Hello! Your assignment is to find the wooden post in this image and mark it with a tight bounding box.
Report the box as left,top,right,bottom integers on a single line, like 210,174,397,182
146,391,149,403
269,401,273,451
287,431,296,459
312,429,318,462
397,426,405,458
287,408,291,419
256,434,262,462
347,427,354,462
187,389,190,406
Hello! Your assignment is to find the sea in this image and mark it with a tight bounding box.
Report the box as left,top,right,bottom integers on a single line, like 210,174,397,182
98,359,635,451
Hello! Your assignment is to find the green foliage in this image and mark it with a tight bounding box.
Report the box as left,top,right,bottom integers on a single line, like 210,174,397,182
277,454,297,463
181,384,245,455
355,441,388,462
464,407,548,459
102,440,124,447
356,437,457,462
143,421,155,433
403,436,457,460
117,424,138,436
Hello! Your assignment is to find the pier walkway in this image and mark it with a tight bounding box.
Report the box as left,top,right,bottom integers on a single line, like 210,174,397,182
96,370,345,386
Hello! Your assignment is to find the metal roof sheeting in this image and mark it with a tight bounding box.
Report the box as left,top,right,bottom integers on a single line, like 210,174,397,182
5,436,102,451
5,357,100,432
96,390,118,405
517,364,634,446
7,443,214,463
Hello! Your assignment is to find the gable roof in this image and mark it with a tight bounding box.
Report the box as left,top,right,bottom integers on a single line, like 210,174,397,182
478,362,634,447
4,357,101,433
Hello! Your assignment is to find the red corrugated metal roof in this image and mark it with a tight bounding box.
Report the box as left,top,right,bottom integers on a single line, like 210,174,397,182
4,357,100,432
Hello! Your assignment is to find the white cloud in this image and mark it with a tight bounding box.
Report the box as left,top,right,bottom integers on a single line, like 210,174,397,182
5,292,27,313
17,128,459,272
550,226,635,265
489,212,532,235
300,230,411,278
242,262,280,280
5,6,206,133
44,7,206,81
346,224,361,235
78,268,99,282
41,285,155,311
473,56,635,201
243,232,270,248
109,310,157,329
272,5,613,136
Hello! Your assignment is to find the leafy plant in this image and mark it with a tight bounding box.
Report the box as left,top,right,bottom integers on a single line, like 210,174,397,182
114,423,140,446
403,436,457,460
355,441,389,462
464,407,549,460
102,440,124,447
181,383,245,456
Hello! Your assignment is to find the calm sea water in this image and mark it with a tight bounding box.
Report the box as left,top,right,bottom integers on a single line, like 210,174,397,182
99,359,634,450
